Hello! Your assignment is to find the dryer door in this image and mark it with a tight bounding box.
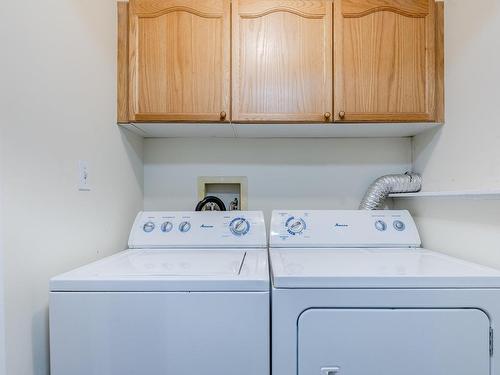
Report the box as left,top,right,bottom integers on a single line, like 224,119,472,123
298,308,490,375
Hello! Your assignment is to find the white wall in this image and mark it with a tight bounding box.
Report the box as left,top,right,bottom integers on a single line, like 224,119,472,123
144,138,412,219
0,137,5,375
412,0,500,191
0,1,144,374
395,0,500,268
396,198,500,268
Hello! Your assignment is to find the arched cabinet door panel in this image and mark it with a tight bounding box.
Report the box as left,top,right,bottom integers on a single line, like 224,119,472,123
232,0,333,123
128,0,230,122
334,0,439,123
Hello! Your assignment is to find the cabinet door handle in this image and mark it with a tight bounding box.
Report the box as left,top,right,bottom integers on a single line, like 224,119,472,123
220,111,227,121
338,111,346,119
324,112,331,120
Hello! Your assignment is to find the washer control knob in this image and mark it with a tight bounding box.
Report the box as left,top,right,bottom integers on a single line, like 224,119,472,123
161,221,173,233
179,221,191,233
286,217,306,235
230,218,250,236
374,220,387,232
143,221,155,233
393,220,406,231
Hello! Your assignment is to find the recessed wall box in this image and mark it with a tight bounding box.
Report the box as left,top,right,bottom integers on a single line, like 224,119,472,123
198,177,248,211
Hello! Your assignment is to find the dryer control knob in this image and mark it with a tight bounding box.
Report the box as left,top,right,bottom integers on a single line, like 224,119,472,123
393,220,406,231
286,217,306,235
179,221,191,233
374,220,387,232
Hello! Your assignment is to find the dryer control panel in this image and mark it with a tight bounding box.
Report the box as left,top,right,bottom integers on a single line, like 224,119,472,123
270,210,421,248
129,211,266,249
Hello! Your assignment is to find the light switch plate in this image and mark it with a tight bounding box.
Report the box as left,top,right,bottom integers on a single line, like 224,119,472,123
78,160,91,191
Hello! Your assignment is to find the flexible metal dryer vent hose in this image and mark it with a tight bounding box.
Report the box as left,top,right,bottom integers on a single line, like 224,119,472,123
359,173,422,210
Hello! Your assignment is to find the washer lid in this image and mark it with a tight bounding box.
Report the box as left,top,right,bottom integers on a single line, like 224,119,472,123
271,248,500,288
51,249,269,292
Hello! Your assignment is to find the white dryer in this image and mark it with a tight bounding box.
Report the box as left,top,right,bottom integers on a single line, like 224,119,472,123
270,210,500,375
50,211,269,375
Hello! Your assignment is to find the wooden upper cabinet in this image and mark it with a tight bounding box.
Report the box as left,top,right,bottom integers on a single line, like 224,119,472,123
232,0,333,123
127,0,230,122
119,0,444,126
334,0,441,122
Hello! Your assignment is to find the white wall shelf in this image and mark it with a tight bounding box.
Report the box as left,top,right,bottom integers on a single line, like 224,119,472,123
121,122,441,138
390,190,500,200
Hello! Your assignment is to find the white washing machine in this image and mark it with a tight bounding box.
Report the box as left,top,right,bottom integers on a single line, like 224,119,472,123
270,210,500,375
50,211,269,375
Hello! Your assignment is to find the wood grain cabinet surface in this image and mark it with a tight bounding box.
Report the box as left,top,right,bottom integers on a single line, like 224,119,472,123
333,0,443,122
117,0,444,126
125,0,230,122
232,0,333,123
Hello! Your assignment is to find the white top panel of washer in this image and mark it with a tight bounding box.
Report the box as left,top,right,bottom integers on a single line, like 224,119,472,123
50,249,269,292
270,210,421,248
128,211,266,249
271,248,500,288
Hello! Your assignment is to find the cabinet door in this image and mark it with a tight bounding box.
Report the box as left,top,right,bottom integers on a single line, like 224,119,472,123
334,0,436,122
233,0,333,123
128,0,230,122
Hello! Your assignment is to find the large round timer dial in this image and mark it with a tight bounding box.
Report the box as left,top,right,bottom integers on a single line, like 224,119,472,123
286,217,306,235
230,218,250,236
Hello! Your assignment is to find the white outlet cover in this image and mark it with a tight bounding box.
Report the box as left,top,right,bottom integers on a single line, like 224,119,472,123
78,160,91,191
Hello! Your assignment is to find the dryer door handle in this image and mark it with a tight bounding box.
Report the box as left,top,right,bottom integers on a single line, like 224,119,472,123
321,367,340,375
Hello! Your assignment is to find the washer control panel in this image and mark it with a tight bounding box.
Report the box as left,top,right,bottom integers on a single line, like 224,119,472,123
129,211,266,249
270,210,421,248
